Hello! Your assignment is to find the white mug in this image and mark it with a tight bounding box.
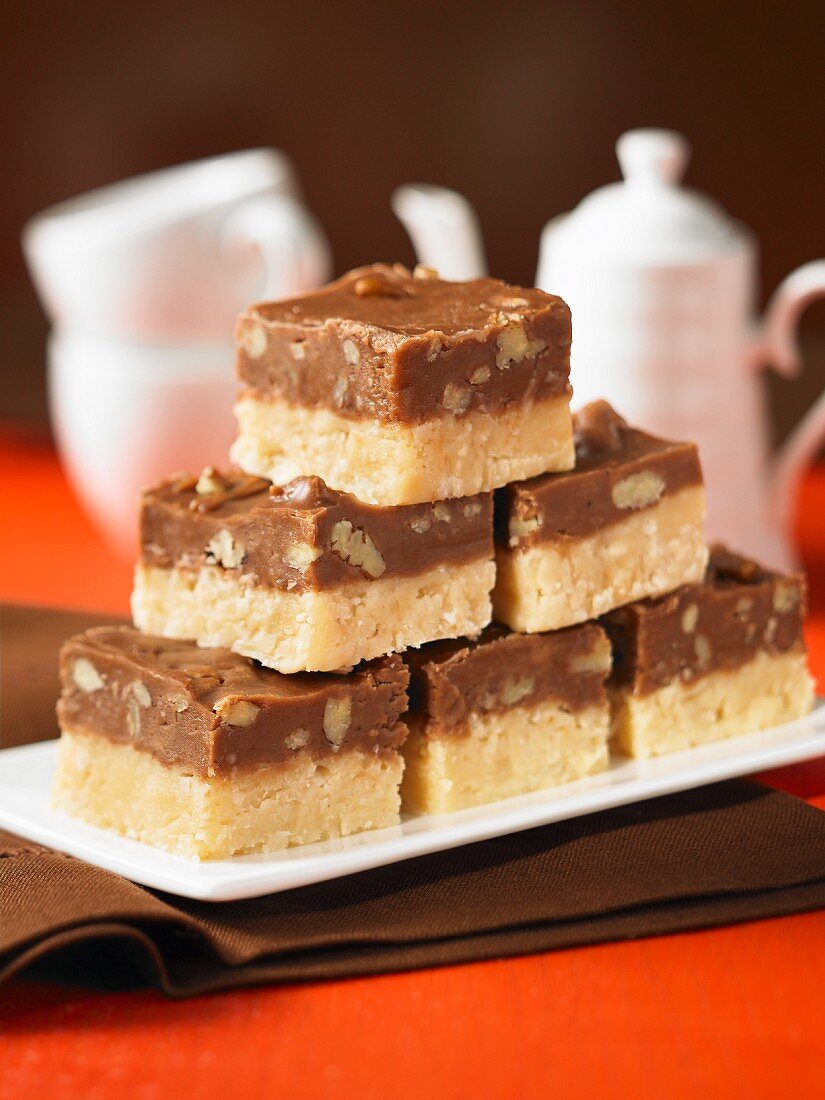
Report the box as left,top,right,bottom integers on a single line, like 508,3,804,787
23,149,332,554
22,147,332,344
48,331,239,557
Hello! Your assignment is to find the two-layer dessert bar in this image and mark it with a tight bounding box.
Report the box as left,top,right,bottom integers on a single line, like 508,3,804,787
603,547,814,758
231,264,575,506
132,470,495,673
401,623,611,813
53,627,410,858
494,401,708,632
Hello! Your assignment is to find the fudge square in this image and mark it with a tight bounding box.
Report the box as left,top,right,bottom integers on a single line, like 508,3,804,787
231,263,574,506
493,400,708,632
132,469,495,673
401,623,611,814
53,627,410,859
603,547,814,759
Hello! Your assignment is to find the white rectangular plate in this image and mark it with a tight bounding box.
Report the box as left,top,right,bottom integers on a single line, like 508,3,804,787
2,702,823,902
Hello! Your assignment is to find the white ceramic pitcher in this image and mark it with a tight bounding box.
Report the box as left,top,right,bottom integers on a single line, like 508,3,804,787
395,133,825,567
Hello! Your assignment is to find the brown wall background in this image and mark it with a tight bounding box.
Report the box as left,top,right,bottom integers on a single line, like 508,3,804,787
2,0,823,439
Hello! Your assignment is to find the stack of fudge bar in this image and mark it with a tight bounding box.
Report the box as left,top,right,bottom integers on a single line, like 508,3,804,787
53,264,815,858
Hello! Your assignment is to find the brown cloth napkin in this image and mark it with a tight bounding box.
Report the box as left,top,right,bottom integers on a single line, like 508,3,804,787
2,603,825,998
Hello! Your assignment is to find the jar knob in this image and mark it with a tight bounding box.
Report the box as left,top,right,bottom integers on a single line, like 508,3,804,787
616,128,690,186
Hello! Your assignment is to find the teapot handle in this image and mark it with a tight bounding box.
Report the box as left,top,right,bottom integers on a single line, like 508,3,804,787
761,260,825,548
760,259,825,377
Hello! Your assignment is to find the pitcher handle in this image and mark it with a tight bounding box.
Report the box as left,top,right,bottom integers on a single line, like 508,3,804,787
762,260,825,545
219,192,332,300
761,259,825,377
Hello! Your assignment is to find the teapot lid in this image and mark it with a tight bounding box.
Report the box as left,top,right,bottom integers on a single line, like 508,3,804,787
549,129,751,264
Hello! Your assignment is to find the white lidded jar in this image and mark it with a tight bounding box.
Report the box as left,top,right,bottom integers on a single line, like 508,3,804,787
536,128,825,567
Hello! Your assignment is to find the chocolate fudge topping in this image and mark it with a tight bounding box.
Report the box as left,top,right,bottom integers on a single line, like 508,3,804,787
405,622,610,735
603,546,808,696
496,401,704,548
235,264,572,424
140,470,493,592
57,627,409,775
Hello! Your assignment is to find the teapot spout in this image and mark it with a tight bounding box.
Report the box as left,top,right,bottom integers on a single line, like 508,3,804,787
392,184,487,280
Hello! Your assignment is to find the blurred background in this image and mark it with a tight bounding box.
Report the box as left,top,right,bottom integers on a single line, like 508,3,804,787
1,0,823,436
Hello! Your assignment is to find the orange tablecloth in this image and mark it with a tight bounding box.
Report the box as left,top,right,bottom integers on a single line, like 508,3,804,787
1,425,824,1099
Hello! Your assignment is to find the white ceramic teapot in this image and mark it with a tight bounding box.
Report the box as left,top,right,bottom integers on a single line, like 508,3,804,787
394,133,825,567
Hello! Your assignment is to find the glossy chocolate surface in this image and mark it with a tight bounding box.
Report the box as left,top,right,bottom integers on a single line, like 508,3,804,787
235,264,571,423
602,546,807,695
57,627,409,775
496,401,703,547
406,622,610,734
140,471,493,592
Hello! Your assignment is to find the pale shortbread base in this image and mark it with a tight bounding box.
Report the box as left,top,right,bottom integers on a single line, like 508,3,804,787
132,558,495,673
231,393,574,506
493,486,708,633
52,730,403,860
611,649,815,760
400,701,609,814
